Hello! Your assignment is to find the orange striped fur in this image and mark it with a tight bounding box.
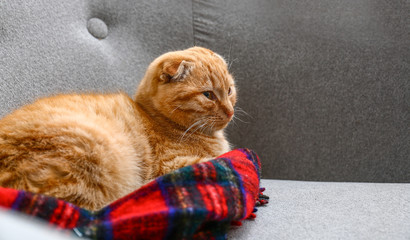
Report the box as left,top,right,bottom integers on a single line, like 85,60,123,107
0,47,236,210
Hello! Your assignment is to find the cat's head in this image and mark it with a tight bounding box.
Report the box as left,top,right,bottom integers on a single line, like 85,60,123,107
135,47,237,134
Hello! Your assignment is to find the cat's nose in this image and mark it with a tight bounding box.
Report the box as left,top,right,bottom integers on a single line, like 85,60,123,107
226,110,234,119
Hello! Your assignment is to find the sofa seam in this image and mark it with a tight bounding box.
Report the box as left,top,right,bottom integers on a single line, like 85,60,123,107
191,0,196,46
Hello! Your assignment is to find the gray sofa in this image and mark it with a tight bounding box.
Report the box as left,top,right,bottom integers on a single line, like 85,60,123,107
1,0,409,239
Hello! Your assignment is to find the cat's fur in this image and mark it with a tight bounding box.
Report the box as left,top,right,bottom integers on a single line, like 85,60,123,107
0,47,236,210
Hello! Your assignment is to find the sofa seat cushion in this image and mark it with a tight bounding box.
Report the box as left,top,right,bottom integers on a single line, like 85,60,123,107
229,179,410,239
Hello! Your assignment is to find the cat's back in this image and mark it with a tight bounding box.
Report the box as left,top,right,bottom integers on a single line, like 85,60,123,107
1,93,145,137
1,93,133,126
0,93,151,210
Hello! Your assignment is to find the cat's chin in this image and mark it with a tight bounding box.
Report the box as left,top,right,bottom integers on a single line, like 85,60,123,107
213,121,231,132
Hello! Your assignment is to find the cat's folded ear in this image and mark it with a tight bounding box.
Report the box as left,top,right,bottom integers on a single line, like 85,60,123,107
160,60,194,83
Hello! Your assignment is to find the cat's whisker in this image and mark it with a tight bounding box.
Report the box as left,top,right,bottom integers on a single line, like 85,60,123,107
210,120,217,132
199,123,209,135
233,112,250,121
227,40,234,71
235,106,252,118
233,108,252,124
230,117,238,127
198,121,208,134
206,118,218,133
186,122,208,139
233,115,250,124
170,105,183,115
227,39,232,64
228,58,238,71
202,119,215,134
179,119,204,142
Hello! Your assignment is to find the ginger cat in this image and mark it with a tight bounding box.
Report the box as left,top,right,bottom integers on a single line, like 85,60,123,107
0,47,237,210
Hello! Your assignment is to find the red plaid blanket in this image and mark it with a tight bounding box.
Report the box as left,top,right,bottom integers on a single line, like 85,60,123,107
0,148,265,239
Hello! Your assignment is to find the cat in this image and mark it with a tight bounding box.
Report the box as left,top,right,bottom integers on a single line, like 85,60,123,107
0,47,237,210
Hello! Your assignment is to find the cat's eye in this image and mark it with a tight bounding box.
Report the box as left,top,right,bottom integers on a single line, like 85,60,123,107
228,87,232,96
203,91,215,100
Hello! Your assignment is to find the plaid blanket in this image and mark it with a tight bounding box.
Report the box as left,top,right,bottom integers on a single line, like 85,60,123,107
0,148,266,239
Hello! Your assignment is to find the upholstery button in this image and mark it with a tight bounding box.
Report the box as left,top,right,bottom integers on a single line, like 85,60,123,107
87,18,108,39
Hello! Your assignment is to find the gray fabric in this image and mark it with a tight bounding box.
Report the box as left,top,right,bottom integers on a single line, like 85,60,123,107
1,180,408,239
0,0,409,182
193,0,410,182
87,18,108,39
0,0,193,114
1,2,408,239
228,179,410,240
0,210,79,240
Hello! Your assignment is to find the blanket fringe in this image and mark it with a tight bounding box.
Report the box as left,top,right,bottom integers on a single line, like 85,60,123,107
231,187,269,226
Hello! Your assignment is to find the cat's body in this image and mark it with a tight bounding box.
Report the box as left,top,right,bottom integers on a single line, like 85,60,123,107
0,47,236,210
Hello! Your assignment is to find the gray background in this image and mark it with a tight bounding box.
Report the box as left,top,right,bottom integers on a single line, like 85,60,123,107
0,0,409,182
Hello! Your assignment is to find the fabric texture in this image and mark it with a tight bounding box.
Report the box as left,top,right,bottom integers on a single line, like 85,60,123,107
0,149,263,240
0,0,193,116
0,0,408,182
229,179,410,240
193,0,410,182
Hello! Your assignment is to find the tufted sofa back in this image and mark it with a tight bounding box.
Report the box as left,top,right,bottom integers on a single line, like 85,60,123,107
1,0,408,182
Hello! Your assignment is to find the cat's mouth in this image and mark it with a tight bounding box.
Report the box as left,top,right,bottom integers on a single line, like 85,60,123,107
209,117,232,130
184,114,232,134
